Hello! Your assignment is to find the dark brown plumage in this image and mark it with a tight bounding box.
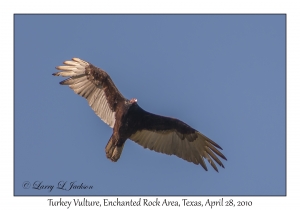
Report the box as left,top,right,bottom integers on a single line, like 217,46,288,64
53,58,227,172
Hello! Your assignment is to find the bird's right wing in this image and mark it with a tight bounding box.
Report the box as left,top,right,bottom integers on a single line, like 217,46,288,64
53,58,126,128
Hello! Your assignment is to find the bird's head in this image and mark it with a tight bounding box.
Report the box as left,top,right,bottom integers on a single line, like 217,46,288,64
130,98,137,104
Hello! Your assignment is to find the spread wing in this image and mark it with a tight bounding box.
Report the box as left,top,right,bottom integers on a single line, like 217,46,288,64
53,58,126,128
129,106,227,172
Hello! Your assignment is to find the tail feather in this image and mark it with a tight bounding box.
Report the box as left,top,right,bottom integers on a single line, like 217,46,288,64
105,136,125,162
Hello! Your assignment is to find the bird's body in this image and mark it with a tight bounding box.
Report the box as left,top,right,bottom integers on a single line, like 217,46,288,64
53,58,227,172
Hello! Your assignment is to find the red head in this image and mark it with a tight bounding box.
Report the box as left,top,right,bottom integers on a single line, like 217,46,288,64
130,98,137,104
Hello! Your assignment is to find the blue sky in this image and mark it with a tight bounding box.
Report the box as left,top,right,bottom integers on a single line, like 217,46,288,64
15,14,285,196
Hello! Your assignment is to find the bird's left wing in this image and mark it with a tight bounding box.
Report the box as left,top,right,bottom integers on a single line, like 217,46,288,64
128,107,227,172
53,58,126,128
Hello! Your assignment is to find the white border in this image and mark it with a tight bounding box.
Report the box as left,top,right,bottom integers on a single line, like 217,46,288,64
2,0,296,209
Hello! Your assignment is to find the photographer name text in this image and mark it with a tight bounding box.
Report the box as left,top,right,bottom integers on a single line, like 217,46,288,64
22,181,93,192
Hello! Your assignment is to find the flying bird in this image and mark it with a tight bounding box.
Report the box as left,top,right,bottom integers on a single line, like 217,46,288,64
53,58,227,172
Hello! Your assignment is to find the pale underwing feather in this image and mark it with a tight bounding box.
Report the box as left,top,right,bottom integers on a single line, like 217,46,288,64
63,75,86,85
54,58,116,128
69,79,90,90
86,88,101,106
205,146,223,167
130,130,225,171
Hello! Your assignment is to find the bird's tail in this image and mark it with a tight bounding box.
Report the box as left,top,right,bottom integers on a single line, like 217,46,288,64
105,135,125,162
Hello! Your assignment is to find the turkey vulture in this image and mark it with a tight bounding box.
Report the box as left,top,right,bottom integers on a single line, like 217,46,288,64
53,58,227,172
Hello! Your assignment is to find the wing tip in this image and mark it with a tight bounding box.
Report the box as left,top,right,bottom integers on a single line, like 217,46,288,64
202,166,208,171
218,153,227,161
59,80,66,85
